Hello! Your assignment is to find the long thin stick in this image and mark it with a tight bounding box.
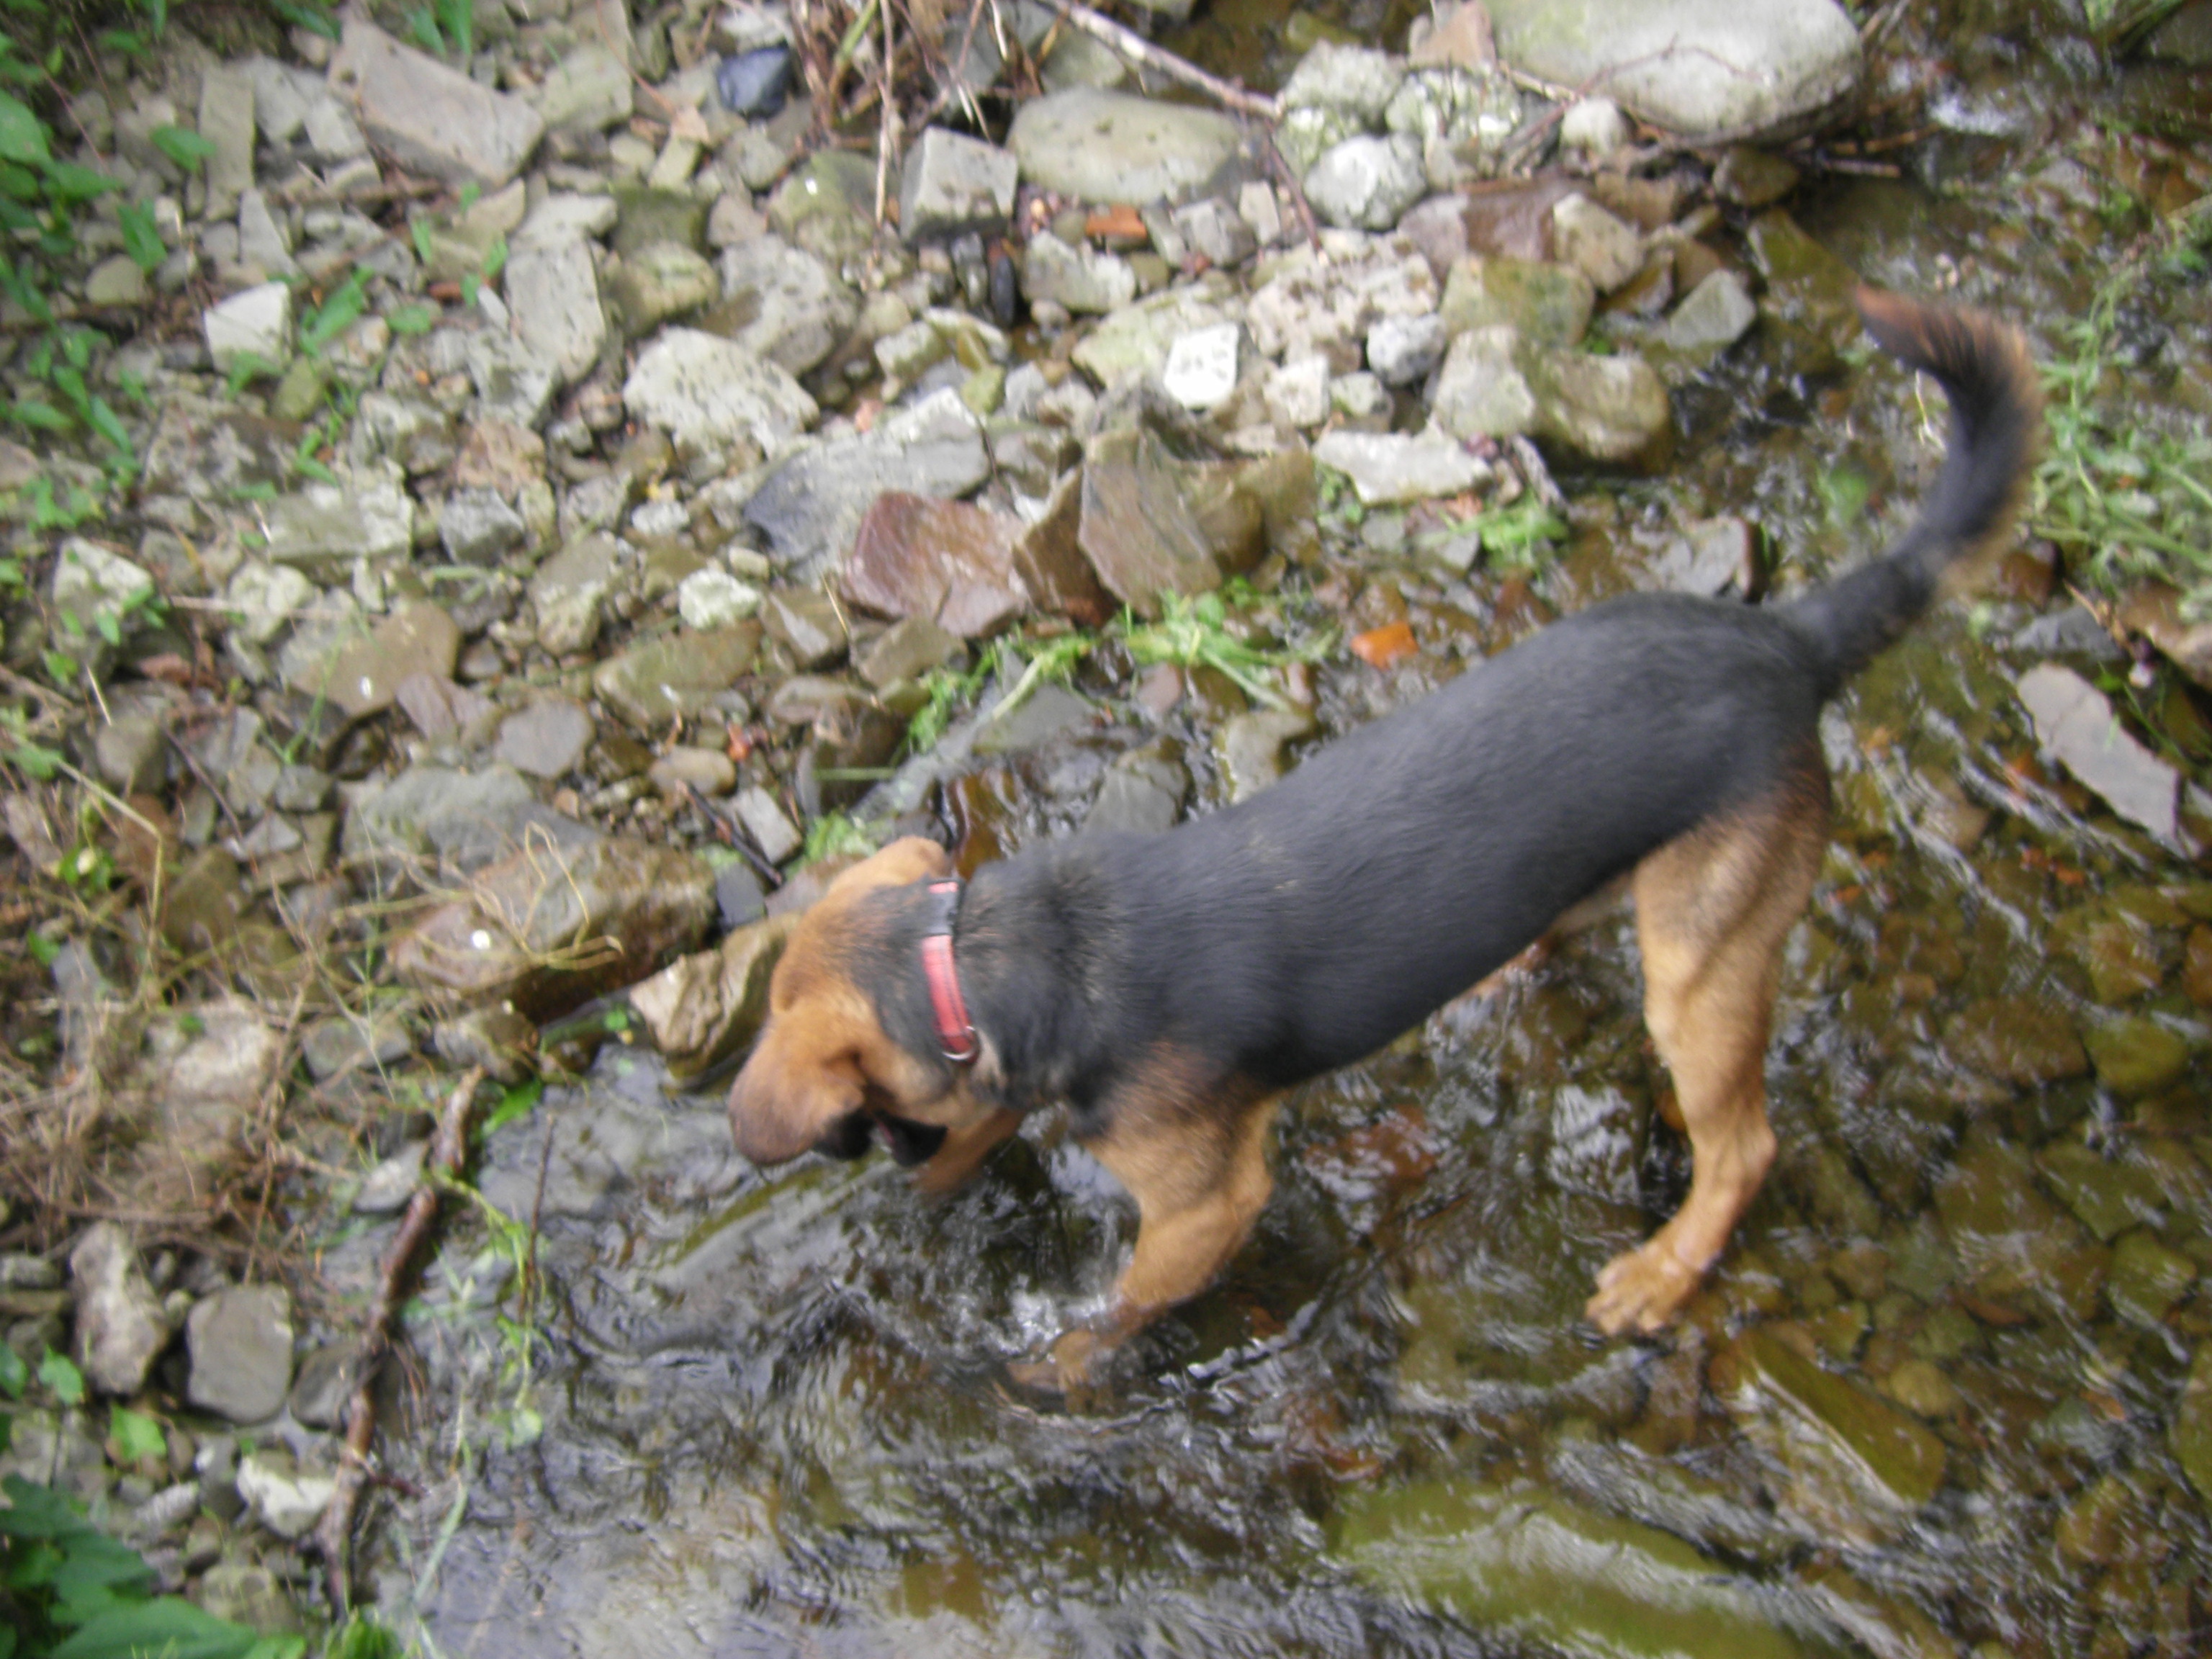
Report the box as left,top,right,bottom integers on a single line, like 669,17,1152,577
1049,1,1278,119
316,1066,485,1616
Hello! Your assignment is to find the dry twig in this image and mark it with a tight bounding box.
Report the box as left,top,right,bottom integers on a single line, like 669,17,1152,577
316,1065,485,1615
1047,2,1278,119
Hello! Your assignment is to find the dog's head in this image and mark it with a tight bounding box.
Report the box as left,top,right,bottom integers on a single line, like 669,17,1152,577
728,837,992,1167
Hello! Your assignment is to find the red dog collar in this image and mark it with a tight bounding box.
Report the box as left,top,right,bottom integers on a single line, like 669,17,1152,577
920,877,978,1064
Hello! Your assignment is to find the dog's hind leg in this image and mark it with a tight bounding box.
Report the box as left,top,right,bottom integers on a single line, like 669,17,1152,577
1586,757,1829,1336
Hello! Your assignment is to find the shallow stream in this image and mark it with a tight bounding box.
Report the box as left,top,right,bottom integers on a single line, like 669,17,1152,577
374,9,2212,1656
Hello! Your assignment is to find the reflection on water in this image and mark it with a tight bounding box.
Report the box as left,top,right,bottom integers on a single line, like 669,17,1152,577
377,17,2212,1659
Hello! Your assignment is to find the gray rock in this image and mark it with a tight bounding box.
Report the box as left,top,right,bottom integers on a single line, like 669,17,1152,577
1008,87,1245,204
441,488,528,566
341,763,588,875
626,916,787,1082
734,786,801,864
517,192,620,248
328,17,545,188
350,392,457,475
972,683,1095,755
900,127,1018,243
1171,197,1258,267
50,537,153,631
529,534,620,655
1652,515,1758,598
1559,96,1630,158
69,1223,168,1396
649,747,737,797
419,180,527,284
1521,341,1672,469
505,239,606,387
1265,354,1332,429
1303,135,1428,231
496,698,595,778
1431,324,1539,441
1021,231,1137,315
313,601,464,719
1367,311,1447,386
287,1341,360,1429
1655,268,1758,369
593,627,763,731
858,614,964,688
160,999,284,1139
623,327,818,454
224,561,315,649
1219,708,1316,800
1274,104,1366,176
260,475,413,572
677,568,762,629
1280,42,1406,121
237,189,297,279
467,331,562,430
199,63,256,222
300,1011,413,1081
764,150,876,264
2012,603,2125,660
744,390,992,578
715,236,858,374
1439,255,1593,347
1070,271,1241,382
1550,192,1642,293
1084,748,1188,833
235,1449,333,1539
534,44,633,132
2018,663,2190,849
1313,428,1488,506
352,1142,426,1215
1486,0,1862,142
0,1254,60,1291
185,1285,294,1424
608,240,719,336
84,256,148,307
203,283,292,374
390,835,716,1019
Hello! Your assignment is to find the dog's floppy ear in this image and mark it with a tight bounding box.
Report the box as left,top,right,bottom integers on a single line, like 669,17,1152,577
728,1019,862,1165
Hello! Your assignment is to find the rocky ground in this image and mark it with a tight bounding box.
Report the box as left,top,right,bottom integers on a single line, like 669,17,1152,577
6,0,2212,1651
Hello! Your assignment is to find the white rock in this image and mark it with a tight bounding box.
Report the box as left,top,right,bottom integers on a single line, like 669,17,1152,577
1161,323,1242,410
225,562,315,647
1331,370,1390,421
678,568,763,629
1264,354,1332,429
899,126,1019,243
1237,180,1284,246
1367,311,1447,386
1551,193,1642,294
1558,96,1630,158
69,1222,169,1398
237,189,297,279
203,282,292,374
51,538,153,627
1303,134,1428,232
1280,41,1407,121
1313,428,1489,505
1021,230,1138,315
515,192,619,250
505,239,606,387
624,328,818,454
735,786,801,864
236,1451,336,1540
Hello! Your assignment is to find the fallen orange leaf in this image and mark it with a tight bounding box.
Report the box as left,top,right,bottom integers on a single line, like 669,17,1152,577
1351,621,1417,670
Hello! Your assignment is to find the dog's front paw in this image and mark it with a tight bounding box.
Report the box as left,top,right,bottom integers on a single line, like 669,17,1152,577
1006,1328,1110,1397
1586,1239,1701,1336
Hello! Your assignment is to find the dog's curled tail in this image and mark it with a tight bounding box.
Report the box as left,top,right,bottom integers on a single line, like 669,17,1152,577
1784,289,2043,696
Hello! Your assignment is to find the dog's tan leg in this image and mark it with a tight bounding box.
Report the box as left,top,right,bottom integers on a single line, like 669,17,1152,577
910,1107,1024,1196
1033,1079,1277,1388
1587,763,1827,1336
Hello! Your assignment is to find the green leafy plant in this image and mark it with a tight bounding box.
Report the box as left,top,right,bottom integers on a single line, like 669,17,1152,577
1121,590,1334,710
1455,496,1570,571
298,266,369,357
2031,256,2212,619
406,0,475,64
0,1473,300,1659
800,811,880,865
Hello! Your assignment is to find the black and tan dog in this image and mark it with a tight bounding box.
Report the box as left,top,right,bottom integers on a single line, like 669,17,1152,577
727,291,2041,1386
